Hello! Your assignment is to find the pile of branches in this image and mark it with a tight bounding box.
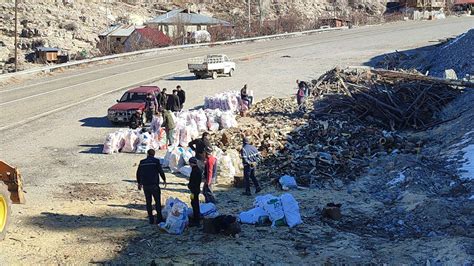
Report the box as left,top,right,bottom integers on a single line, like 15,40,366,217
312,67,469,130
258,117,423,185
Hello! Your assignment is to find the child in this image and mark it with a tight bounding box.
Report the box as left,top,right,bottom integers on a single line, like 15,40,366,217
188,157,202,227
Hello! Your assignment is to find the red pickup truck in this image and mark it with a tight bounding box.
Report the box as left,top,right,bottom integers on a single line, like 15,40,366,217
107,85,160,124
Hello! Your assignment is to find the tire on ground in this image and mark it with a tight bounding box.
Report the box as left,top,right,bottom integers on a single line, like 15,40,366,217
212,71,217,79
229,69,234,77
0,183,11,241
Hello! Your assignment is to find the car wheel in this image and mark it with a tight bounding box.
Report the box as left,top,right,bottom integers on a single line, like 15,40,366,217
229,69,234,77
194,73,201,79
212,71,217,79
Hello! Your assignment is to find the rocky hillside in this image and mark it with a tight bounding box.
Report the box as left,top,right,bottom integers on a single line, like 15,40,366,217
0,0,387,72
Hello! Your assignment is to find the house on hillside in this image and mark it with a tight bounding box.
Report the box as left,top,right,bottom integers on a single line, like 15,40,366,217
98,24,142,53
145,9,232,41
397,0,447,19
320,18,351,28
124,27,172,52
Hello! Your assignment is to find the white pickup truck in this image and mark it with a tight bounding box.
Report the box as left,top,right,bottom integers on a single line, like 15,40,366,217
188,54,236,79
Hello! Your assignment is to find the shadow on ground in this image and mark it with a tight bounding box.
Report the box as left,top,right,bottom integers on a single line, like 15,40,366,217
78,144,104,154
79,116,116,128
165,75,198,81
27,212,143,230
108,203,146,211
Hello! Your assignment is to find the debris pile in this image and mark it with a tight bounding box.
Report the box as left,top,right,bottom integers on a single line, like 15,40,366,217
313,67,465,130
210,67,469,185
209,97,310,156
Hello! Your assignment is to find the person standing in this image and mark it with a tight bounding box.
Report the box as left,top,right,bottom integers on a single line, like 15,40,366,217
240,84,253,108
136,149,167,224
145,92,158,123
296,81,307,113
156,88,168,111
166,90,181,112
203,146,217,203
188,157,202,227
176,85,186,111
188,132,211,161
241,137,262,196
162,110,175,146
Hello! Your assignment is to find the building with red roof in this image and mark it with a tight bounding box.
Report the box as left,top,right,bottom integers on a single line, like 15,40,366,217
124,27,172,52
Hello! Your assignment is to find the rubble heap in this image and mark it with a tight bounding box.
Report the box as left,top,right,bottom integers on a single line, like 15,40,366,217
211,67,470,185
209,97,310,156
313,67,466,130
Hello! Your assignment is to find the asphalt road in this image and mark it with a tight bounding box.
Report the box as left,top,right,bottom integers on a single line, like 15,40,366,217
1,17,473,131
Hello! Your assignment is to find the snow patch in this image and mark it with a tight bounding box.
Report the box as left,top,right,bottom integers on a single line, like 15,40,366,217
387,172,406,186
460,144,474,181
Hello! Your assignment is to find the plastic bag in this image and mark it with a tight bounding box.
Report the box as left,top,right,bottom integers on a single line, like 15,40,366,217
257,195,286,226
227,149,243,175
181,147,194,164
220,112,237,129
135,132,153,154
151,128,167,151
102,132,117,154
179,165,192,178
279,175,298,190
280,193,302,228
218,155,236,182
239,207,268,224
122,129,139,153
168,149,182,173
199,203,219,218
115,130,126,152
150,115,163,133
179,126,193,147
162,197,178,219
194,110,208,132
159,200,189,235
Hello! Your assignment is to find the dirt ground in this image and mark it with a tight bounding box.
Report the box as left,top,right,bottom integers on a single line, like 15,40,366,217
1,20,473,264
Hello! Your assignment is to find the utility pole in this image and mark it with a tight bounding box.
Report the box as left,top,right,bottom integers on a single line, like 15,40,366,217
14,0,18,72
248,0,251,32
105,0,110,52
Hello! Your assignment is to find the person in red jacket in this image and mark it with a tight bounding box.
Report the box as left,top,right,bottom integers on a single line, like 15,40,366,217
203,146,217,203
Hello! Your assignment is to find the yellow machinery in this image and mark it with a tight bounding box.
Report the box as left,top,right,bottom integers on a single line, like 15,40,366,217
0,160,25,240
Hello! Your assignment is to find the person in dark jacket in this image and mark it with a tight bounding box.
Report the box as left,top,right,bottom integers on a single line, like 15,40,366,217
166,90,181,112
129,110,143,129
145,92,158,123
188,157,202,227
156,88,168,111
136,149,167,224
296,80,310,113
203,146,217,203
240,84,253,108
188,132,211,161
241,137,262,196
176,85,186,111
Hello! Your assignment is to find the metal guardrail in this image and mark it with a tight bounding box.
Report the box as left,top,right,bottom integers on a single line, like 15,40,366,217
0,27,348,80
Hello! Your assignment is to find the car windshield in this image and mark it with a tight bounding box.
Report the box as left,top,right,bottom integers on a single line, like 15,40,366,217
119,92,147,102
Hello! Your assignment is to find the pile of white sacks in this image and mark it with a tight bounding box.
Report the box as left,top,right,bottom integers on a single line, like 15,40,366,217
102,108,238,155
161,145,243,183
204,90,253,112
